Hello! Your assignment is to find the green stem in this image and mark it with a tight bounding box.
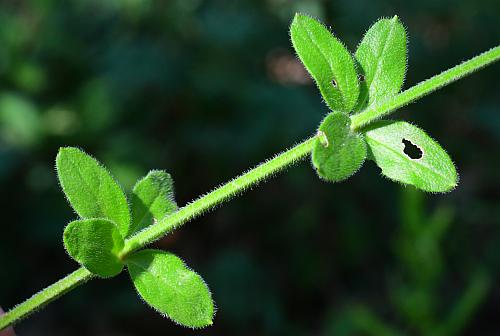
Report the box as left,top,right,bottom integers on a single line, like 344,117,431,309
0,136,317,331
1,44,499,332
122,136,318,256
351,45,500,130
0,268,93,330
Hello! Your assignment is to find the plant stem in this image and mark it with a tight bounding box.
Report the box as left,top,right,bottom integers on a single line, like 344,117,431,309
351,45,500,130
0,136,318,331
0,268,93,330
121,136,318,256
1,44,499,332
123,44,500,255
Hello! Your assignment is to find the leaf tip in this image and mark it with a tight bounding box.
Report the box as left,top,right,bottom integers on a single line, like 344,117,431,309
56,146,82,164
293,12,306,19
57,146,77,155
291,12,300,26
291,12,319,27
190,316,214,329
445,173,459,193
56,146,68,160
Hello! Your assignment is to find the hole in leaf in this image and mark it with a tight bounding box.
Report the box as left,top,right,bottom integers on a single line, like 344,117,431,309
358,74,365,82
402,139,423,160
331,79,337,88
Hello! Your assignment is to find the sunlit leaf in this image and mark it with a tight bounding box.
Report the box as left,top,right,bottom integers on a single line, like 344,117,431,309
355,16,407,110
312,112,367,182
290,13,359,112
56,147,131,237
129,170,178,237
363,120,457,192
64,219,124,278
127,249,214,328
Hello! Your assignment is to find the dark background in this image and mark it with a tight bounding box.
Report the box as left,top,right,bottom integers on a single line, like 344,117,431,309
0,0,499,335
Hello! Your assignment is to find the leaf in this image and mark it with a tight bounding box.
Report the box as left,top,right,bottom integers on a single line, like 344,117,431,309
311,112,367,182
56,147,130,237
63,219,124,278
363,120,458,192
127,249,214,328
355,16,407,110
129,170,178,237
290,13,359,112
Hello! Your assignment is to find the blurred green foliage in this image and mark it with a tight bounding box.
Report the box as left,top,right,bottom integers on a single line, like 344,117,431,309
326,188,490,336
0,0,499,335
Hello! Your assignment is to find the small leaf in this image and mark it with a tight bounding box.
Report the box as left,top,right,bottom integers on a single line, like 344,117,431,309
312,112,367,182
129,170,178,237
363,120,458,192
56,147,130,237
355,16,407,110
64,219,124,278
127,249,214,328
290,13,359,112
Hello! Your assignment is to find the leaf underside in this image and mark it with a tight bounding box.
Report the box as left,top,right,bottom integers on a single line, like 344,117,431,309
64,218,124,278
127,249,214,328
56,147,131,237
291,13,359,112
129,170,178,237
355,15,407,111
363,120,458,192
312,112,367,182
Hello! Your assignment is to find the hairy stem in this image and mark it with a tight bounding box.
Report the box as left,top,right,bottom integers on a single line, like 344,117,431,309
0,268,93,330
351,45,500,130
1,44,499,331
121,136,318,256
0,136,317,331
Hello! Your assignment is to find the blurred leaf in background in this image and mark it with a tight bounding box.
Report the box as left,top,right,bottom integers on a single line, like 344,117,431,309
325,187,490,336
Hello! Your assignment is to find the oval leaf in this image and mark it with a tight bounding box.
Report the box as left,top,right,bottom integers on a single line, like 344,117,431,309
56,147,130,237
363,120,458,192
291,13,359,112
129,170,178,237
64,219,125,278
355,16,407,110
127,249,214,328
312,112,367,182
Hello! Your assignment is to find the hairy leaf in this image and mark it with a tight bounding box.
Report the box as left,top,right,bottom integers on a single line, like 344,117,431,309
312,112,367,182
355,16,407,110
56,147,130,237
127,249,214,328
64,219,124,278
363,120,457,192
129,170,178,237
291,13,359,112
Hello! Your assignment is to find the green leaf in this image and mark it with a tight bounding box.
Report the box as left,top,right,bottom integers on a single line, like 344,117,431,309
63,219,124,278
56,147,130,237
355,16,407,110
312,112,367,182
127,249,214,328
363,120,458,192
290,13,359,112
129,170,178,237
